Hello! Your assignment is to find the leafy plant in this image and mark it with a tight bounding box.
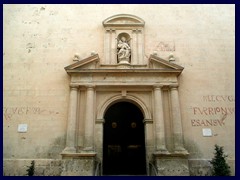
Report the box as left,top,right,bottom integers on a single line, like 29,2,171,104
209,144,231,176
26,160,35,176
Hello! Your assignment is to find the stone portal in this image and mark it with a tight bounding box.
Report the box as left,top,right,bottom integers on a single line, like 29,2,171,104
62,14,189,176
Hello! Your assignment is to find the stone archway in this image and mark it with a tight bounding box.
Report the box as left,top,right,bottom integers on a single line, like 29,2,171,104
97,94,152,122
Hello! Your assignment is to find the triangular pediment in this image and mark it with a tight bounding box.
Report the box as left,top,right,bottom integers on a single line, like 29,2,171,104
64,54,99,71
149,54,184,70
103,14,145,27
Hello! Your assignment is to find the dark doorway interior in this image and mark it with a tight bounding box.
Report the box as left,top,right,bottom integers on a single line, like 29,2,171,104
103,101,147,175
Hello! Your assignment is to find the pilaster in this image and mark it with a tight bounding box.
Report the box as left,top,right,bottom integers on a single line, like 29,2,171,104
153,85,169,154
83,85,95,152
170,85,188,154
62,84,79,153
137,29,143,64
131,29,138,64
110,29,116,64
104,29,111,64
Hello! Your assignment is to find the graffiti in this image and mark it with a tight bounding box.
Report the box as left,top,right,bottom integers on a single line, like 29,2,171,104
190,95,235,127
191,119,225,127
191,106,235,116
203,95,235,102
155,41,175,51
3,107,59,121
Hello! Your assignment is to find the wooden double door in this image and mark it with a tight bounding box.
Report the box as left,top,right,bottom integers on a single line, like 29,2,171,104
103,102,147,175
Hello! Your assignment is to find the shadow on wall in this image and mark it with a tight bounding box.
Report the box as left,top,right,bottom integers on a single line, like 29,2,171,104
184,139,212,176
46,135,66,159
34,134,66,158
3,135,66,176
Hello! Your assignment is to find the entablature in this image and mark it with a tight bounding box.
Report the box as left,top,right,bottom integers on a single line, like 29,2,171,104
69,82,179,90
65,54,184,87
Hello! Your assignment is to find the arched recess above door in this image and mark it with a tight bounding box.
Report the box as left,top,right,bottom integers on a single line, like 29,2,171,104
96,94,152,122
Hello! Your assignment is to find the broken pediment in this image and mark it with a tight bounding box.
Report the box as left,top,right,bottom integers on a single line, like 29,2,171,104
64,54,100,72
149,54,184,70
103,14,145,28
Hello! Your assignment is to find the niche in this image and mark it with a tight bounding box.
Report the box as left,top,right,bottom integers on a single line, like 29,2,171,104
117,33,131,64
102,14,145,65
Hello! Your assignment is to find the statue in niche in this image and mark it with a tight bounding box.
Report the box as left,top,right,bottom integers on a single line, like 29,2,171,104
117,36,131,62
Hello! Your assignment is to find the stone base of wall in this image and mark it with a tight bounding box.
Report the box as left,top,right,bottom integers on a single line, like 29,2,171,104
188,159,212,176
61,152,96,176
61,159,95,176
153,153,190,176
3,158,235,176
3,158,96,176
3,159,62,176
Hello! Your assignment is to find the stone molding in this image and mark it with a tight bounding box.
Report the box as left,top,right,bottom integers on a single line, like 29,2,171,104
102,14,145,28
61,152,96,159
85,84,95,89
153,84,164,89
143,118,153,124
153,152,189,158
97,94,151,121
169,84,179,89
96,119,105,124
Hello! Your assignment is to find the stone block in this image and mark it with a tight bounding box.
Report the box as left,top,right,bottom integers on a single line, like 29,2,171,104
188,159,212,176
154,153,190,176
61,158,95,176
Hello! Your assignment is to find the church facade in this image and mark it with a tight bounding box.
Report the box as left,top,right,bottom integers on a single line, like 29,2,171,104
3,5,235,176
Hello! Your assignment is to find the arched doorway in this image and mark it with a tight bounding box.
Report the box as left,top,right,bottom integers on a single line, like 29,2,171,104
102,101,147,175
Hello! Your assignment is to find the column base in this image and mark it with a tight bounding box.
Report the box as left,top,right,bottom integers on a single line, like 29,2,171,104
174,146,189,155
82,146,94,151
61,147,76,154
155,145,170,154
153,153,190,176
60,152,96,176
154,149,170,155
61,152,96,159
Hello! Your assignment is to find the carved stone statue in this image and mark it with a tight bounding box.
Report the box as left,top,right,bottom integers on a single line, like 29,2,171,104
117,36,131,62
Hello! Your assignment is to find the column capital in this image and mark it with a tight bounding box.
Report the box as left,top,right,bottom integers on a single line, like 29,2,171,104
132,29,137,33
85,84,95,89
143,119,153,124
153,84,164,89
96,118,105,124
110,28,115,32
69,83,79,89
169,84,179,89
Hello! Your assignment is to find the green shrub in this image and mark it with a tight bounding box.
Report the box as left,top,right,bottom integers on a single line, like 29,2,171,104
209,144,231,176
26,160,35,176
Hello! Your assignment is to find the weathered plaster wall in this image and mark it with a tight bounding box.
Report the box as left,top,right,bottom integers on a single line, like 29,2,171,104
3,4,234,175
3,159,62,176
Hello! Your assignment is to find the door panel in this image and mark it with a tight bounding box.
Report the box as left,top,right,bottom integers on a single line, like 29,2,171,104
103,102,147,175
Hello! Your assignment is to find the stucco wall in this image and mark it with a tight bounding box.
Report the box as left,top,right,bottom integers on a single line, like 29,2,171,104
3,4,235,175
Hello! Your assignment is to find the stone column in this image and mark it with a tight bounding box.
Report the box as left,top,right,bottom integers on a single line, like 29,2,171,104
62,84,78,153
83,85,95,152
153,85,169,154
170,85,188,154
